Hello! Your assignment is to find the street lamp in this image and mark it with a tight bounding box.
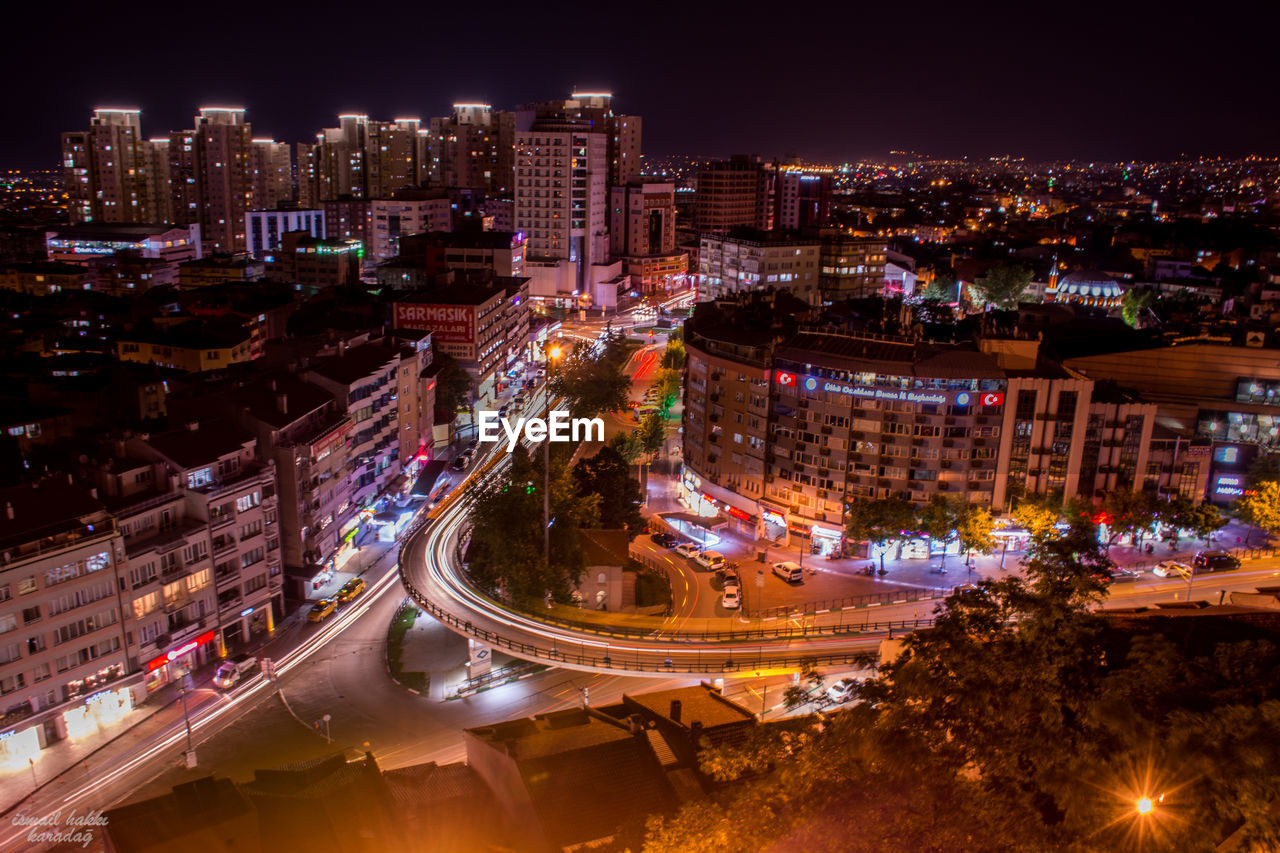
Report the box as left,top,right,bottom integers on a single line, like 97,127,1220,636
1136,797,1154,815
544,344,562,564
178,677,196,768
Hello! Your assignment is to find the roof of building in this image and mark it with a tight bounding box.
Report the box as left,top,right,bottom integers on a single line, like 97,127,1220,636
0,260,92,275
121,317,252,350
401,229,522,251
778,331,1006,379
242,752,384,800
104,776,256,853
306,340,401,386
624,685,757,731
47,223,186,241
382,761,488,807
0,475,107,550
468,708,677,849
1056,269,1123,298
391,280,507,306
232,373,334,429
579,529,631,567
145,418,254,469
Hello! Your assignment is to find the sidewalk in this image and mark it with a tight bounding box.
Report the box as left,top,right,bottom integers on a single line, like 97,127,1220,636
641,468,1265,591
0,526,408,817
396,606,523,701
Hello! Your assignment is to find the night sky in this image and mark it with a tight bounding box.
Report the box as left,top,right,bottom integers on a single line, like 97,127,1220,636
6,0,1277,169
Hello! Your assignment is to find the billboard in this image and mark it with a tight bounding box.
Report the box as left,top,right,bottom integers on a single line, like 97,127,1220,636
393,303,475,344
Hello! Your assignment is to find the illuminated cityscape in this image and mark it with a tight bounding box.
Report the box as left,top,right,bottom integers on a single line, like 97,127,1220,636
0,2,1278,851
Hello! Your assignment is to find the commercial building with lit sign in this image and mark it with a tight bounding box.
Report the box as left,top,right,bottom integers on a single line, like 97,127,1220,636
45,223,203,266
682,292,1211,555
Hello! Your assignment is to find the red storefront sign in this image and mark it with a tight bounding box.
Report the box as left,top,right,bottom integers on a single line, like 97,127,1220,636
725,506,751,522
146,630,216,672
775,371,796,387
393,303,476,343
980,392,1005,406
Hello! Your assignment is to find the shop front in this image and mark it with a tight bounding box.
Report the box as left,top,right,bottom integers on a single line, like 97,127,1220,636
61,685,133,740
677,466,719,519
809,523,845,558
759,506,788,544
144,629,217,693
0,725,43,770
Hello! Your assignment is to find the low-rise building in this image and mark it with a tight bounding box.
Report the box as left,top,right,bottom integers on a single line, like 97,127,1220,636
699,228,821,305
45,223,201,266
266,232,362,289
245,208,325,259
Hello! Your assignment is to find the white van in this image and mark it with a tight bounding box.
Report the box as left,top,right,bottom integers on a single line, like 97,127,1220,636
693,550,726,571
772,561,803,583
213,655,257,689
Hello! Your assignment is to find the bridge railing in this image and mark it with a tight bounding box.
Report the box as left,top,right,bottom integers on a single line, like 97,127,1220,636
756,585,952,620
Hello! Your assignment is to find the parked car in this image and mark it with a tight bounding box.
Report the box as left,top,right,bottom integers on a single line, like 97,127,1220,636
650,532,678,548
773,561,803,583
307,598,337,623
693,550,726,571
721,583,741,610
826,678,859,704
716,565,741,587
1153,560,1192,579
1194,551,1241,572
451,455,470,472
1098,567,1140,583
337,577,366,602
213,655,257,689
674,542,701,558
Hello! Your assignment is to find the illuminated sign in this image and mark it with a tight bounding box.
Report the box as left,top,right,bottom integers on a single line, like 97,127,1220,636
1214,475,1245,497
803,376,819,391
240,606,254,617
1214,446,1239,464
725,506,751,522
762,509,786,526
775,371,796,387
146,630,216,672
956,392,971,406
392,303,476,343
981,392,1005,406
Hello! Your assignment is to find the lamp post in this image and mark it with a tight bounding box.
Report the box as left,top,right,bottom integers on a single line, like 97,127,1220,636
178,677,195,768
544,344,562,565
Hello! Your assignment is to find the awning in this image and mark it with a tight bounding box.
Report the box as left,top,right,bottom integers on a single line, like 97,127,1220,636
658,511,728,531
411,460,449,498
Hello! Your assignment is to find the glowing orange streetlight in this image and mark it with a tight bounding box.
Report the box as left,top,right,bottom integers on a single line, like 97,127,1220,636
1136,797,1154,815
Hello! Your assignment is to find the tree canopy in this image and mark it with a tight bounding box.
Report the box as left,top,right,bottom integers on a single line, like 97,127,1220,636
573,445,645,538
550,333,633,418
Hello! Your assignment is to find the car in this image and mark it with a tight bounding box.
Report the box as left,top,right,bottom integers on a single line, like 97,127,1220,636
337,577,366,602
674,543,700,558
721,583,741,610
1194,551,1241,572
716,565,741,587
307,598,337,623
1153,560,1192,579
451,456,470,472
498,406,510,417
826,678,859,704
693,550,726,571
773,561,804,583
1097,567,1140,584
650,532,678,548
212,655,257,689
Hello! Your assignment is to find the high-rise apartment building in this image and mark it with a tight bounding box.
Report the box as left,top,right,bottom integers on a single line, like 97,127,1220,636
514,116,608,301
428,104,516,195
518,93,641,187
61,109,160,224
187,108,255,253
369,191,452,263
250,140,293,211
773,169,832,230
817,229,888,301
298,116,423,204
609,182,687,295
694,156,772,233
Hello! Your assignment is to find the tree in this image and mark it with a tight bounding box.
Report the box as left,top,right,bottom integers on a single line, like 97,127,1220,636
550,339,632,418
1162,496,1227,546
921,274,956,302
1099,489,1158,552
573,445,645,538
955,503,997,569
914,494,961,572
465,445,599,608
1012,499,1059,540
432,352,472,416
638,411,666,457
1120,287,1155,328
659,336,685,370
844,496,916,572
973,264,1033,310
608,431,643,465
654,368,682,413
1238,480,1280,545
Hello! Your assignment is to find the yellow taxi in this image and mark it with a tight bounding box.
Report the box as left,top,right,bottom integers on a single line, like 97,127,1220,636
337,577,366,603
307,598,337,623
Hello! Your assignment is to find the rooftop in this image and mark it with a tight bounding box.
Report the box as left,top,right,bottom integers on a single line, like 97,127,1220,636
145,418,255,470
307,340,402,386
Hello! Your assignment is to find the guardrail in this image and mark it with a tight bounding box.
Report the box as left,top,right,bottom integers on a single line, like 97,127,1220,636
757,585,952,620
1117,545,1280,574
449,660,545,698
